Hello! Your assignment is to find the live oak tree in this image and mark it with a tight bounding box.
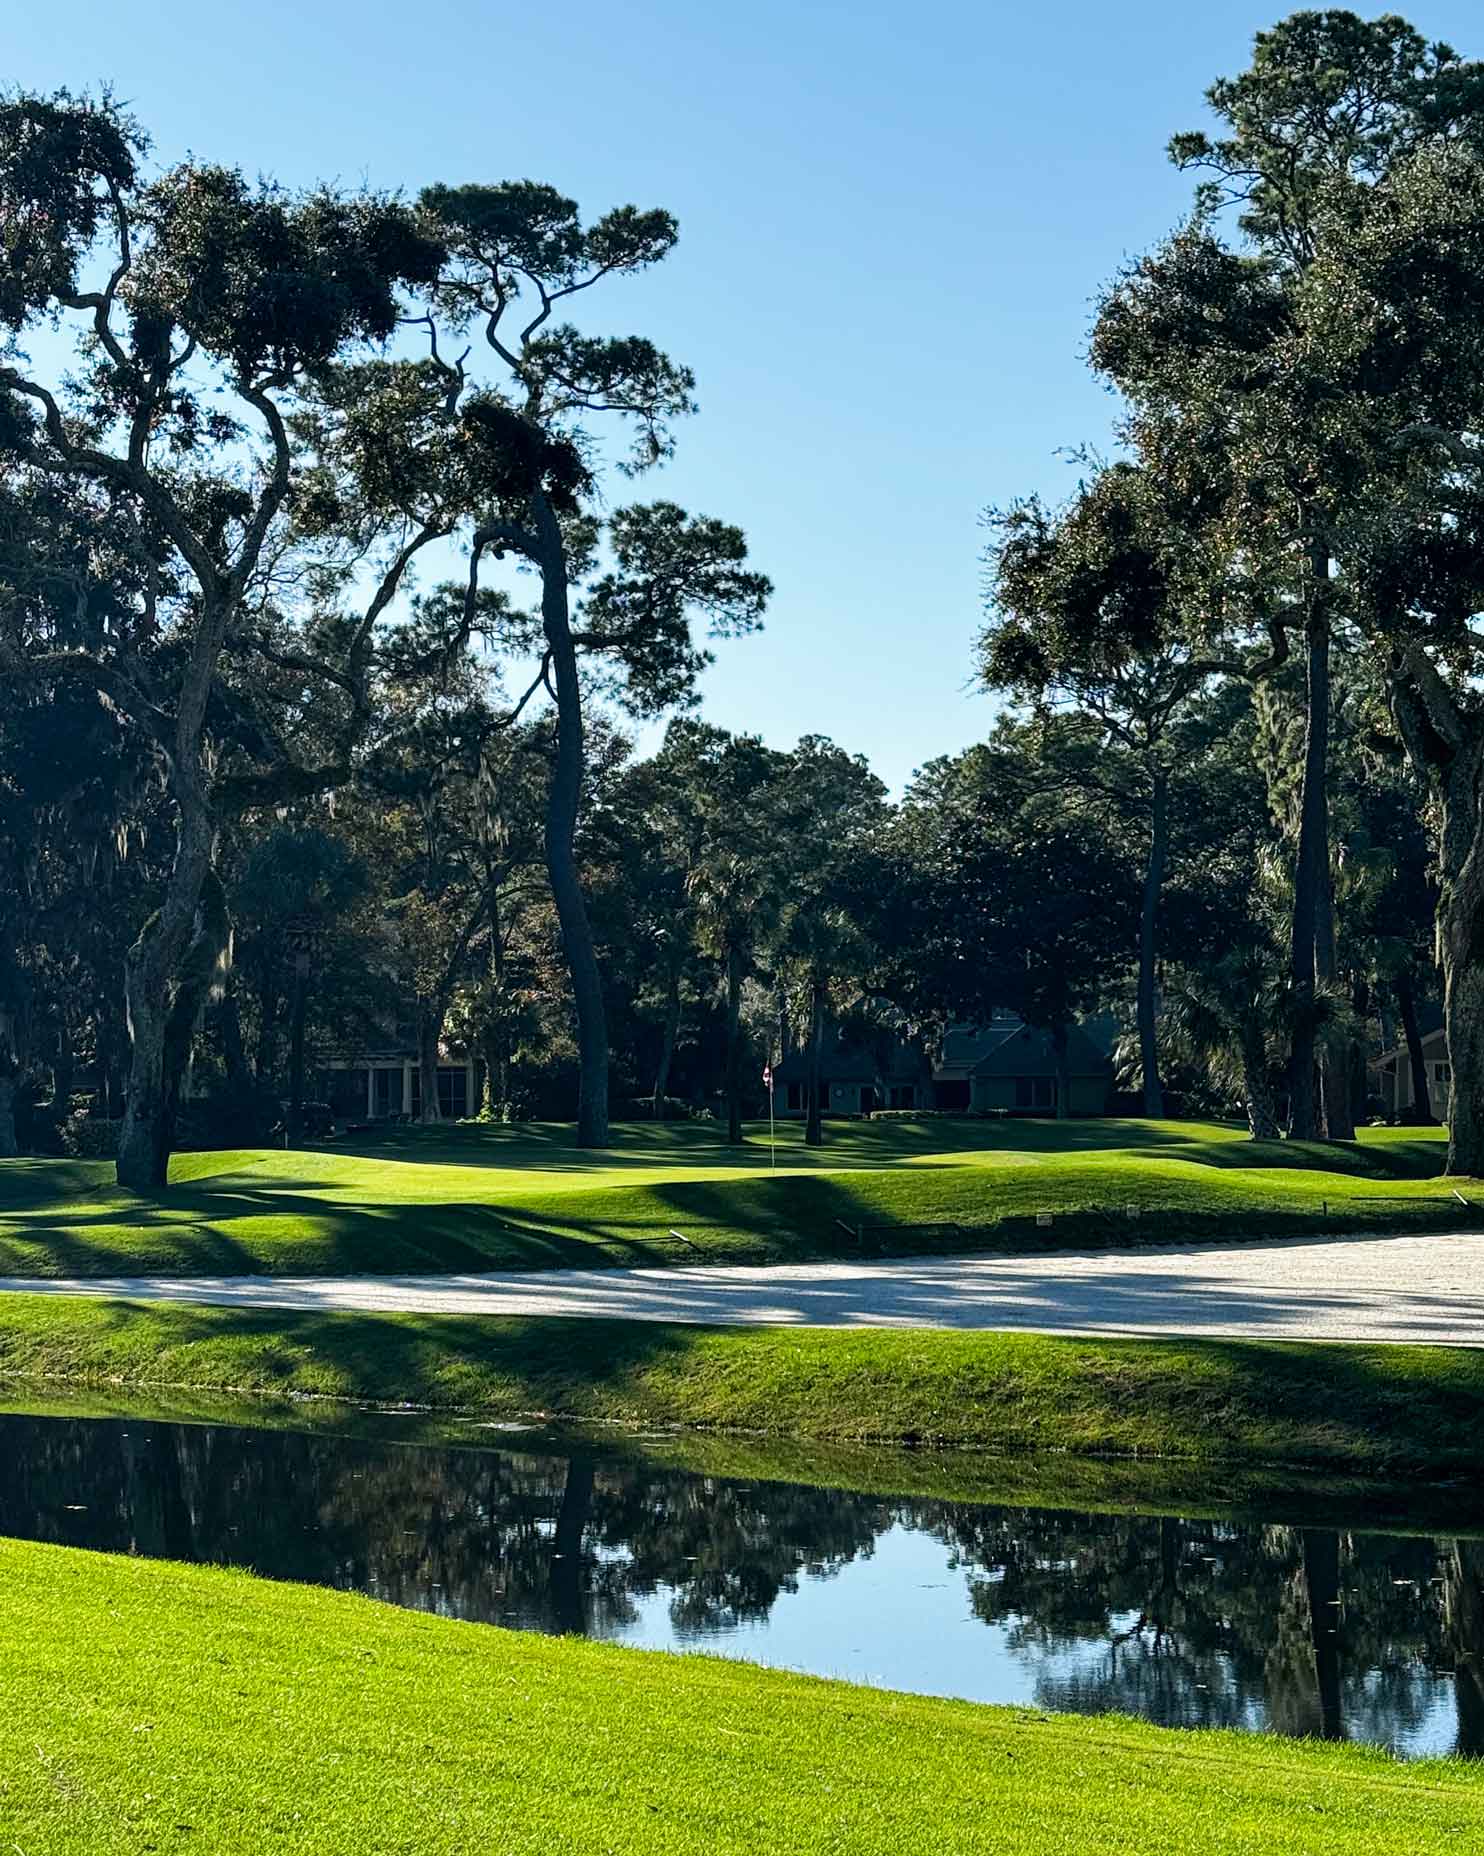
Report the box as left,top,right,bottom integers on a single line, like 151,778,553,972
1094,11,1484,1142
0,92,450,1186
983,462,1253,1118
412,184,771,1145
1312,142,1484,1171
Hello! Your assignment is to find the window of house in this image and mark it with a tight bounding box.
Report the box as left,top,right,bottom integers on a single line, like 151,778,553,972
1014,1076,1056,1110
437,1068,469,1119
1436,1062,1452,1085
786,1083,803,1112
889,1085,915,1109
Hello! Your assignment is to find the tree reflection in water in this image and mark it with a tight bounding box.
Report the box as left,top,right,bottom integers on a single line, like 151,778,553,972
5,1411,1482,1757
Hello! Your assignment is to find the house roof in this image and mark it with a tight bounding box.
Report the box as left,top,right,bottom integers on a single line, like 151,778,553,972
969,1022,1112,1081
1371,1025,1447,1070
934,1018,1112,1081
773,1042,928,1085
934,1017,1023,1078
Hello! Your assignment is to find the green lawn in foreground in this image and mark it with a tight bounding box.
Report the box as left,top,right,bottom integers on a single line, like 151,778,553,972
3,1540,1478,1855
0,1116,1462,1279
4,1294,1483,1474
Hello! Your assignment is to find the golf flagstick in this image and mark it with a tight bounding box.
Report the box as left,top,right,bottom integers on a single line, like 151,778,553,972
763,1059,775,1169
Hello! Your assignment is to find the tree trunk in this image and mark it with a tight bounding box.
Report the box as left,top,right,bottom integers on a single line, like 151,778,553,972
286,954,309,1147
480,1031,509,1118
550,1457,594,1637
804,975,826,1147
1430,727,1484,1175
536,502,608,1147
1346,974,1369,1127
1239,1014,1280,1140
119,958,169,1190
417,1009,443,1125
1289,598,1331,1143
1052,1021,1070,1121
1442,919,1484,1176
1137,767,1168,1119
0,1075,17,1159
1395,968,1435,1124
1446,1540,1484,1759
1387,676,1484,1171
1301,1529,1345,1743
218,988,253,1096
1316,859,1355,1141
652,957,682,1118
724,939,744,1146
255,987,281,1089
117,805,219,1192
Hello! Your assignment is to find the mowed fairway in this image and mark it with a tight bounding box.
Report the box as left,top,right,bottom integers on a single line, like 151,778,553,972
0,1117,1461,1279
4,1538,1481,1856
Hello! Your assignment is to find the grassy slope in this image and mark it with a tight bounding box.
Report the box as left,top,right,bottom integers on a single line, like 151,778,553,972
0,1118,1463,1279
4,1540,1479,1855
4,1293,1484,1475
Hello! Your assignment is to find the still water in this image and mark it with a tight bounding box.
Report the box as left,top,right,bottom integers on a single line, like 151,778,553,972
6,1409,1482,1759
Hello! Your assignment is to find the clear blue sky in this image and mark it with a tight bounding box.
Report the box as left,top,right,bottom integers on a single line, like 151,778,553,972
15,2,1484,789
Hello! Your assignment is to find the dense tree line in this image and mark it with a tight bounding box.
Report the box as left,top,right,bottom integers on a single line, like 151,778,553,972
6,13,1484,1176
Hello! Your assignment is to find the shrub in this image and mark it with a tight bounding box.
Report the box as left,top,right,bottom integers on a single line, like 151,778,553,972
868,1108,999,1122
627,1095,702,1121
175,1084,282,1150
58,1114,122,1159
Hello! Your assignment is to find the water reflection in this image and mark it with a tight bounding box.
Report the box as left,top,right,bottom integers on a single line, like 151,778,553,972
4,1411,1482,1759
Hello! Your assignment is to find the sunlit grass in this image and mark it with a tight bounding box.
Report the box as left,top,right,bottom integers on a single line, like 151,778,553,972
3,1538,1479,1854
0,1117,1462,1279
3,1294,1482,1476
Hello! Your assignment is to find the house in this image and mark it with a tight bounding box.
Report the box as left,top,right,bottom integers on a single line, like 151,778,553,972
772,1037,930,1117
316,1036,478,1125
929,1015,1024,1110
957,1019,1114,1116
1369,1024,1451,1120
772,1015,1116,1119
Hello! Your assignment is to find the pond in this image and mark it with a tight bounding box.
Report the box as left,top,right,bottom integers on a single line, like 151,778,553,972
6,1406,1483,1759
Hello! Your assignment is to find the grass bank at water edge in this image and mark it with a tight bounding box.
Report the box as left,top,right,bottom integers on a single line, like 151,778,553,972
3,1539,1480,1854
4,1293,1484,1476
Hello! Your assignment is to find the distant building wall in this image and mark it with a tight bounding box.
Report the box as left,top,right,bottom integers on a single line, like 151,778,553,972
1370,1030,1450,1120
971,1074,1108,1116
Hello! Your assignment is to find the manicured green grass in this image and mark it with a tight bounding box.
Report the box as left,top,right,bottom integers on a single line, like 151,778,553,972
0,1117,1463,1279
3,1539,1479,1854
4,1293,1484,1475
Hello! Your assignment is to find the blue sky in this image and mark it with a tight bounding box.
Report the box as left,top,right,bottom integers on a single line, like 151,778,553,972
14,1,1484,788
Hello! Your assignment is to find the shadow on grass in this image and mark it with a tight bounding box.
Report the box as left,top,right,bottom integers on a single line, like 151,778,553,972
305,1115,1249,1173
1,1148,1478,1281
13,1298,1484,1483
1161,1138,1449,1182
0,1182,681,1277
